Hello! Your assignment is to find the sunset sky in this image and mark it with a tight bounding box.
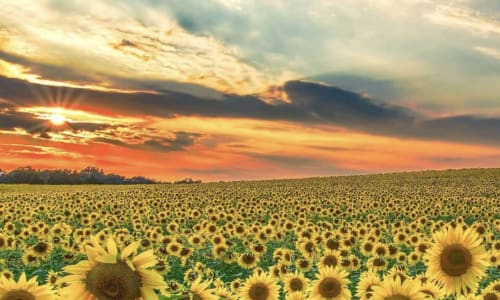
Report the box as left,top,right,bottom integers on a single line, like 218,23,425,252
0,0,499,181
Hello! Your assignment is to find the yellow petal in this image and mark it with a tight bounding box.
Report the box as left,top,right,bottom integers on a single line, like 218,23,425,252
141,287,158,300
95,254,117,264
107,238,118,257
133,250,157,269
121,241,140,260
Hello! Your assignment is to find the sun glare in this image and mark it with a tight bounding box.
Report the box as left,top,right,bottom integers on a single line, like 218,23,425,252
49,109,67,126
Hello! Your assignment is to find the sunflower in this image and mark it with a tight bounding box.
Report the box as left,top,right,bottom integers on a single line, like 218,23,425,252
295,259,312,273
46,270,59,287
167,241,183,257
230,279,242,292
31,241,52,259
238,253,259,269
188,234,205,249
283,272,309,294
360,241,375,257
373,243,389,257
309,267,351,300
184,268,199,285
239,272,279,300
479,290,499,300
0,273,53,300
484,280,500,294
367,256,388,272
371,277,426,300
1,270,13,281
356,271,381,300
0,234,9,250
318,250,341,271
21,251,40,267
60,236,165,300
386,266,409,285
424,226,488,296
186,278,218,300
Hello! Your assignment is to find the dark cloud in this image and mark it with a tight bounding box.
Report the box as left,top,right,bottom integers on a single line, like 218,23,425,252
0,50,102,85
0,76,304,120
283,80,417,125
0,76,499,145
113,39,139,49
0,106,115,136
179,168,235,175
92,131,200,153
415,116,500,145
307,73,403,101
0,102,202,151
0,49,225,100
38,132,51,139
0,109,48,133
244,152,326,167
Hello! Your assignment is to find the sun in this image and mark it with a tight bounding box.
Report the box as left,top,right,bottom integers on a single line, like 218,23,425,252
48,108,67,125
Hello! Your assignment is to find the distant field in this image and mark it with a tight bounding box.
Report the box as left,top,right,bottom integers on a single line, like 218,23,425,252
0,168,498,299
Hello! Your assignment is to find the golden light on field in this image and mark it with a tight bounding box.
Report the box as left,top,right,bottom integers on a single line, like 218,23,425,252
0,169,497,300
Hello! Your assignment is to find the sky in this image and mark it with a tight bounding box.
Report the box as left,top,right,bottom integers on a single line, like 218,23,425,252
0,0,499,181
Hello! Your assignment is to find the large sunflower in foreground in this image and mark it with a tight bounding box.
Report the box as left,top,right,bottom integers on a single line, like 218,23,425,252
0,273,53,300
239,272,279,300
309,267,351,300
424,226,488,296
60,237,165,300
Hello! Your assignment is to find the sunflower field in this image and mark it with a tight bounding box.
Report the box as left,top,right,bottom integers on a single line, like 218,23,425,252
0,169,498,300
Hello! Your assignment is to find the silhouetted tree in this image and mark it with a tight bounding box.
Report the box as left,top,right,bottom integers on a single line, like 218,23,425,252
0,166,157,184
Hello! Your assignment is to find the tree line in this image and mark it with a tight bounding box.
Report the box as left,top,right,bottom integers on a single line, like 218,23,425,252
0,166,157,184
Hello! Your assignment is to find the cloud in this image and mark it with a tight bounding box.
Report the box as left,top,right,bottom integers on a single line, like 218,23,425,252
0,0,280,94
92,131,200,152
416,116,500,144
0,143,86,159
475,46,500,60
1,0,499,114
0,97,203,151
306,73,404,102
0,50,102,85
283,80,416,124
426,5,500,36
0,102,116,136
244,152,327,167
1,75,499,146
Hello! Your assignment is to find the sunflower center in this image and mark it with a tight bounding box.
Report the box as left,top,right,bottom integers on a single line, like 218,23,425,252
0,290,36,300
374,258,386,267
299,260,309,268
318,277,341,298
385,294,411,300
248,283,269,300
191,293,202,300
34,242,48,253
440,244,472,276
85,261,142,300
289,278,303,291
323,256,338,267
483,293,498,300
242,254,256,264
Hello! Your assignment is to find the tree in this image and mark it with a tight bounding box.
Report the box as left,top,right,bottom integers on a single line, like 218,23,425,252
0,166,157,184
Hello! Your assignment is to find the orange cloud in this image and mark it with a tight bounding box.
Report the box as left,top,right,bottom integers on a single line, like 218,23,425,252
2,113,498,181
